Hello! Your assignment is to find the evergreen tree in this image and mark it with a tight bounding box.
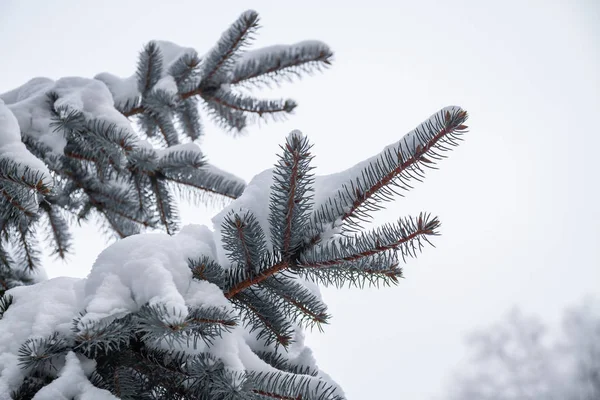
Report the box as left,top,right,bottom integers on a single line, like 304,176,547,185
445,299,600,400
0,9,470,400
0,10,333,295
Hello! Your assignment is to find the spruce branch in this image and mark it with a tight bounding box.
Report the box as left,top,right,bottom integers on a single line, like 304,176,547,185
261,275,330,328
0,293,13,320
269,131,314,258
231,41,334,88
233,288,294,348
137,41,164,95
255,350,319,377
225,256,289,299
201,10,260,85
202,93,248,131
169,50,201,90
150,175,179,234
222,210,267,275
14,220,41,272
162,164,245,201
310,106,468,238
188,256,226,289
300,252,403,289
39,201,72,259
72,313,133,358
136,303,237,349
17,332,69,373
248,371,343,400
209,88,297,116
175,98,203,140
0,159,50,219
301,213,440,267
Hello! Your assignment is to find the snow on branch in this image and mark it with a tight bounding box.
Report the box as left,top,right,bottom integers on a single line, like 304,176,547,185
0,9,333,278
309,106,468,241
0,107,469,396
232,41,334,88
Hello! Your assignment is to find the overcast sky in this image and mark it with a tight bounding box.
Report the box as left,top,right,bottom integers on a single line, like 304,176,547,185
1,0,599,398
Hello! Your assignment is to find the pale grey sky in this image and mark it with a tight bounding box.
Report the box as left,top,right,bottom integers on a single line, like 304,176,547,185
1,0,598,398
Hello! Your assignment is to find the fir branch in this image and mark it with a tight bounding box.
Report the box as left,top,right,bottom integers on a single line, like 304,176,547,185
201,10,260,85
14,220,41,272
0,239,14,271
175,98,203,141
309,106,468,237
231,41,334,88
299,252,403,289
203,93,248,131
188,256,227,289
11,372,55,400
233,288,294,348
0,158,51,219
22,133,64,174
207,88,296,120
99,209,142,239
152,112,180,147
72,314,133,358
222,210,267,274
158,149,205,171
301,213,439,267
225,259,288,299
248,371,344,400
39,202,72,259
0,293,13,320
137,41,164,95
150,175,179,235
269,131,314,258
162,165,245,200
169,50,201,90
136,303,237,349
261,275,330,328
17,332,69,373
255,350,319,377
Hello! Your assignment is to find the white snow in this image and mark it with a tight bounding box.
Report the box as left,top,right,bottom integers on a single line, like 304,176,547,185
80,227,220,327
53,77,134,135
153,75,178,95
154,40,197,72
0,277,83,397
93,73,138,108
32,352,118,400
1,77,138,155
0,99,52,187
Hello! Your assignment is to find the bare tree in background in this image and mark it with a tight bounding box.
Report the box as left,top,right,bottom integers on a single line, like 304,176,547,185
447,298,600,400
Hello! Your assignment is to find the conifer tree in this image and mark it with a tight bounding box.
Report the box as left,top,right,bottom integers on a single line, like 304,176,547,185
0,10,333,295
0,9,470,400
